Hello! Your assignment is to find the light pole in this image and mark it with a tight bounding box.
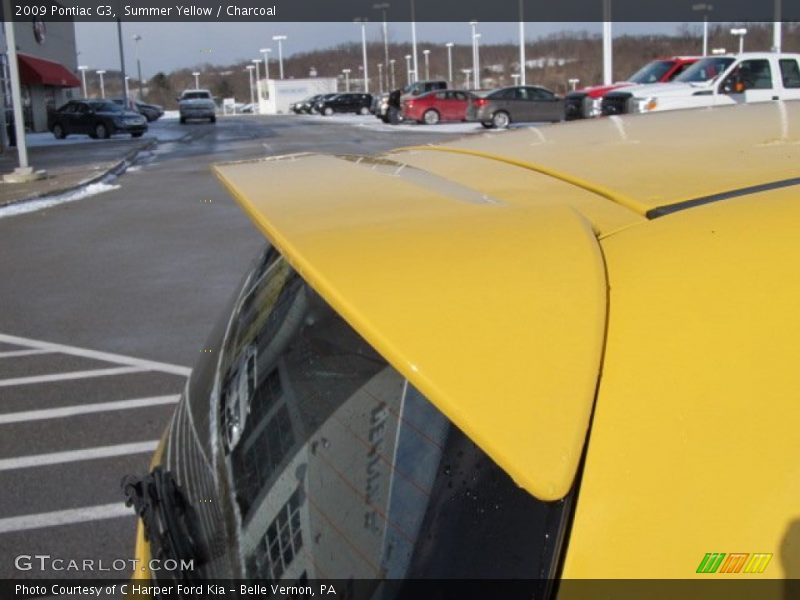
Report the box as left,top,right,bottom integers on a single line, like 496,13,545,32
272,35,287,79
462,21,478,88
96,70,106,98
124,76,130,104
78,66,89,97
192,71,200,89
773,0,782,52
410,0,418,82
404,54,412,86
373,3,390,91
355,18,369,93
730,27,747,54
474,33,482,89
260,47,271,87
602,0,613,86
377,63,384,93
132,33,144,98
342,68,351,92
2,5,40,181
445,42,454,84
246,65,255,105
568,77,580,90
518,0,526,85
389,59,396,89
423,49,430,80
462,68,471,90
252,59,262,108
692,3,713,56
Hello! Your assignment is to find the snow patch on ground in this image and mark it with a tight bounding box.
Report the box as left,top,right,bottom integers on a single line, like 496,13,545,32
290,113,541,134
0,182,120,219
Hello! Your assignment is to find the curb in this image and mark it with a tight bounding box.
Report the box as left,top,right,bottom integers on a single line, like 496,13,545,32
0,138,157,208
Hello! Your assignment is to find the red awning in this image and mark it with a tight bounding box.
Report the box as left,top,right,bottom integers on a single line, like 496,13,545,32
17,53,81,88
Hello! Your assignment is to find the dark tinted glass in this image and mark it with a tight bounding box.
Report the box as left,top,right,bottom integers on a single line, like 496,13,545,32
173,246,572,591
779,59,800,88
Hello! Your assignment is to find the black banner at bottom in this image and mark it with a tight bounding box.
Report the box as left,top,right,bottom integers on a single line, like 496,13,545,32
3,579,799,600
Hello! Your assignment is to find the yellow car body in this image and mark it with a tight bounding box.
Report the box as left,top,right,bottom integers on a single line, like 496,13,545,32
133,101,800,592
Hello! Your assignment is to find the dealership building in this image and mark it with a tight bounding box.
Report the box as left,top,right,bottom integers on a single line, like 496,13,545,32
0,18,80,140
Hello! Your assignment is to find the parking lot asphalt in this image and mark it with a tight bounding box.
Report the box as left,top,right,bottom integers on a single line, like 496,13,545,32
0,114,463,581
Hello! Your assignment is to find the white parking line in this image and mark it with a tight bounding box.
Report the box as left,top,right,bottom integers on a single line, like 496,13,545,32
0,440,158,472
0,503,133,534
0,366,146,388
0,333,192,377
0,348,52,359
0,394,181,425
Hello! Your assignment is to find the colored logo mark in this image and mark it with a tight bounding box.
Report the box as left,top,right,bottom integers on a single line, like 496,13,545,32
696,552,772,574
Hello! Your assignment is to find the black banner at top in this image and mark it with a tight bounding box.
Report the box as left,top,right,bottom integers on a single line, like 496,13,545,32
4,0,800,22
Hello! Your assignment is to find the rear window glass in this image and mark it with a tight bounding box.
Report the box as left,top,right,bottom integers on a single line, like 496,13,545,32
182,91,212,99
779,59,800,88
180,246,573,588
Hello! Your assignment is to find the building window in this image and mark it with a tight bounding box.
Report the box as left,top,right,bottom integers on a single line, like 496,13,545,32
248,487,304,581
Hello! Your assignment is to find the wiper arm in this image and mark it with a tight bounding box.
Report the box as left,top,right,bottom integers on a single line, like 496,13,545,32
122,467,204,586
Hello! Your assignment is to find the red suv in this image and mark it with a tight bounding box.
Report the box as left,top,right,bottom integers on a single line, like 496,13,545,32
565,57,698,119
402,90,472,125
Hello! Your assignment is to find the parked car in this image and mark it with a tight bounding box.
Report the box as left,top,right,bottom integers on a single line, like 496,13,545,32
48,99,147,139
134,100,164,122
178,89,216,124
602,52,800,116
126,101,800,588
110,98,164,122
467,85,564,128
315,93,373,116
376,80,448,123
307,93,337,114
291,95,322,114
565,56,698,119
403,90,472,124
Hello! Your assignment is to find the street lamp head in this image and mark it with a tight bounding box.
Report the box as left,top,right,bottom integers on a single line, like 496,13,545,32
259,48,272,54
272,35,287,41
252,59,261,64
711,47,727,54
342,68,351,74
192,71,200,76
96,70,106,75
423,49,430,55
405,54,412,59
730,28,747,35
373,2,390,9
78,65,88,71
246,65,255,70
474,33,482,40
132,34,142,42
446,42,454,48
469,20,478,26
390,59,396,64
692,3,713,11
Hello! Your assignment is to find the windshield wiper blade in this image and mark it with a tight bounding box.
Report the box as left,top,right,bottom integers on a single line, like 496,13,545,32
122,467,204,587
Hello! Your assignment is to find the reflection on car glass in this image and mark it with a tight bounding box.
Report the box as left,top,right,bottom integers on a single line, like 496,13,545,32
196,248,570,589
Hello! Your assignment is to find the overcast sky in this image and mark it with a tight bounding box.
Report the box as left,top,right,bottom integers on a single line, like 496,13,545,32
75,21,683,74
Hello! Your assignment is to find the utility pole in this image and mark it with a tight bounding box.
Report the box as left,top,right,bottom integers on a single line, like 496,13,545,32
2,5,44,182
132,34,144,98
116,18,128,100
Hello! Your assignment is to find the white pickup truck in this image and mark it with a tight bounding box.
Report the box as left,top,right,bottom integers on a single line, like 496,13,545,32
601,52,800,116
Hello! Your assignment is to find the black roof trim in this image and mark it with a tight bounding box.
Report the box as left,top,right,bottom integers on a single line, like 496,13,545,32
647,177,800,219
